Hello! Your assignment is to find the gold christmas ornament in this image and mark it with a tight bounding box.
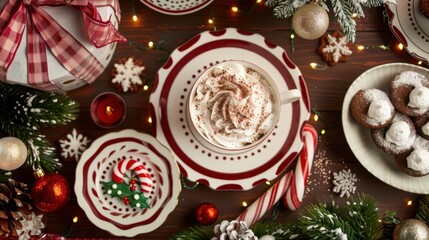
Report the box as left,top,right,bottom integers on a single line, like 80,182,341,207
0,137,27,171
393,219,429,240
292,2,329,40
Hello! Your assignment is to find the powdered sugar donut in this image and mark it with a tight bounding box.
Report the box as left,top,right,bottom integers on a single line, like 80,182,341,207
394,136,429,177
371,113,416,155
350,89,395,129
390,71,429,117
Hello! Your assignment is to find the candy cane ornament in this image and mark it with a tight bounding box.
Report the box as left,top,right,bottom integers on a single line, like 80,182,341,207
235,124,317,226
283,124,318,210
102,159,153,209
112,159,154,194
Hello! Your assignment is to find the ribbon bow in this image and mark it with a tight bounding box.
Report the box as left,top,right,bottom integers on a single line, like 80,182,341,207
0,0,127,91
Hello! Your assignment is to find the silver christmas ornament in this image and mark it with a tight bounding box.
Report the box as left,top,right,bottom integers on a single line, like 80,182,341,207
393,219,429,240
0,137,27,170
292,2,329,40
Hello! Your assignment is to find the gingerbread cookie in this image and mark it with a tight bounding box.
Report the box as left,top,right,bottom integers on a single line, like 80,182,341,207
390,71,429,117
317,30,352,66
350,89,395,129
394,136,429,177
111,57,145,93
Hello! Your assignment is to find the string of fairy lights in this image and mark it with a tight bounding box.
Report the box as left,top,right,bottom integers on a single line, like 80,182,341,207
72,0,418,227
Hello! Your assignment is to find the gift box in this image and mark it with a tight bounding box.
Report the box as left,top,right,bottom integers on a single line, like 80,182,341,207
0,0,126,92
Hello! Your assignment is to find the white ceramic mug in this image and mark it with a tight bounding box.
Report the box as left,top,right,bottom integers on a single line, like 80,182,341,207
188,60,302,152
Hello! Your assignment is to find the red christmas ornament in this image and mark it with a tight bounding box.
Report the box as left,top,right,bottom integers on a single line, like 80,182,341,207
31,171,71,212
195,202,218,225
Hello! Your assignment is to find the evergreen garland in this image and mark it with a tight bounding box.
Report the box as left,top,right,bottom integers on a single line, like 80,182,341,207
169,194,386,240
265,0,394,42
0,82,79,174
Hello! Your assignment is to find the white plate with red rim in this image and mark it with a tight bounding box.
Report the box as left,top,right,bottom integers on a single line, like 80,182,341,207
75,129,181,237
139,0,213,15
342,63,429,194
149,28,310,191
386,0,429,64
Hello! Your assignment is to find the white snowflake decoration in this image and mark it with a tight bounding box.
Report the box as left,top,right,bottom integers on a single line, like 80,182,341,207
59,128,91,161
16,212,45,240
332,169,357,198
112,58,144,92
322,34,353,63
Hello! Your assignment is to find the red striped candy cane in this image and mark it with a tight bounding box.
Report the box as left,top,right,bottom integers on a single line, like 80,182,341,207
235,124,317,226
236,171,294,227
283,124,318,210
112,159,153,194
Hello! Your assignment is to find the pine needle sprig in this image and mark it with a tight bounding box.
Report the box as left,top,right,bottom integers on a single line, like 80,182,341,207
253,221,304,239
298,203,356,240
331,0,357,42
0,120,62,172
416,195,429,225
0,82,78,129
168,225,212,240
0,82,79,172
265,0,391,42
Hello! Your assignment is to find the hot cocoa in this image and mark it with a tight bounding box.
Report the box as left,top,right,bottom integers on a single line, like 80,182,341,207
189,62,277,149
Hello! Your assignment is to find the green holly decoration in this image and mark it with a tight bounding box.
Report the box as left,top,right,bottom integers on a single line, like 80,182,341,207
102,180,150,209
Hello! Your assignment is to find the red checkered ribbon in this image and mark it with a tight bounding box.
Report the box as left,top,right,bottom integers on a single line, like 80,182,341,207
0,0,127,91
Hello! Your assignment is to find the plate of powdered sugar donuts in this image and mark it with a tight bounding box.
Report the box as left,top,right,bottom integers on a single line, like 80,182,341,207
343,63,429,194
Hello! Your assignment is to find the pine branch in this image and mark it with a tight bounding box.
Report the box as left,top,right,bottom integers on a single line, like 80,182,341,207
0,82,79,172
416,195,429,226
0,82,78,129
331,0,357,42
265,0,308,18
168,226,212,240
1,120,62,172
253,221,304,239
297,203,357,240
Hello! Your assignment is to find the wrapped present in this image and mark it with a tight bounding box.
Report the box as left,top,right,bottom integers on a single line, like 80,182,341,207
0,0,127,91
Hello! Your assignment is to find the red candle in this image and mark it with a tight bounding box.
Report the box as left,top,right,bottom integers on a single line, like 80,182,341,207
90,92,126,128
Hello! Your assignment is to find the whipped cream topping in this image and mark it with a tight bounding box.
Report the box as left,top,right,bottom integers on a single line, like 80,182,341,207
363,89,394,125
406,149,429,174
386,121,411,146
408,86,429,109
190,62,276,148
367,99,392,124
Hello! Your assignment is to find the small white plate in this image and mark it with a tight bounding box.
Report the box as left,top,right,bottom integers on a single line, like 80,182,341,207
139,0,213,15
342,63,429,194
149,28,310,191
75,129,181,237
386,1,429,64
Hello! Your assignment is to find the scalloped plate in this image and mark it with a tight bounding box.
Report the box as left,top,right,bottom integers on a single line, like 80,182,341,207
386,1,429,64
75,129,181,237
139,0,213,15
149,28,310,191
342,63,429,194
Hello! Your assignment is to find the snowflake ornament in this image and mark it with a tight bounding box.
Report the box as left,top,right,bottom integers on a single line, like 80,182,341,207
318,31,352,66
16,212,45,240
111,57,145,93
332,169,357,198
59,128,91,162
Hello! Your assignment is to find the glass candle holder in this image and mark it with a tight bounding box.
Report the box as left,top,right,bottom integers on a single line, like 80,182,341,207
90,92,126,128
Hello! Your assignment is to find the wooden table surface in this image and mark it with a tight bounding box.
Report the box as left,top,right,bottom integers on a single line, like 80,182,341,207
36,0,426,238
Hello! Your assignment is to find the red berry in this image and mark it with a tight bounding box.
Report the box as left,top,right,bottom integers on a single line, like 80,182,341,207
123,196,130,205
130,185,136,191
130,180,136,185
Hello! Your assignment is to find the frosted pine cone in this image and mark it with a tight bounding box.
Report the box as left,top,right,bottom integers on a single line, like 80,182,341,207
212,220,258,240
